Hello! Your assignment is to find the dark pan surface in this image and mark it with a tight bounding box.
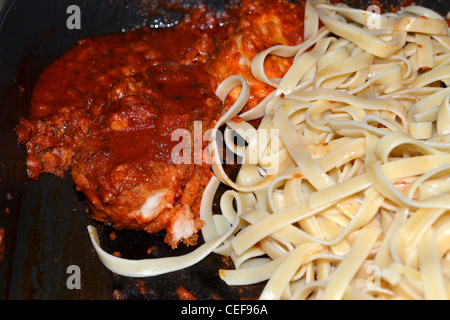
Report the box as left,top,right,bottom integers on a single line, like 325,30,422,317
0,0,448,300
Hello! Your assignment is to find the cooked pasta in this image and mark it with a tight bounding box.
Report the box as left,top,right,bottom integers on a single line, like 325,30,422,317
88,0,450,300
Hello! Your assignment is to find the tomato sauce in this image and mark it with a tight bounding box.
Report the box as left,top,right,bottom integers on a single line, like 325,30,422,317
85,63,221,169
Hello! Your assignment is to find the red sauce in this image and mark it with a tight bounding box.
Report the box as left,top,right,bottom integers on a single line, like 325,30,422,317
17,1,307,180
30,5,234,119
83,63,221,170
16,4,235,179
176,285,198,300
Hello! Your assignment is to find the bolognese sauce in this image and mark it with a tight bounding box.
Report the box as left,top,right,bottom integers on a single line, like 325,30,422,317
16,4,234,180
16,0,306,248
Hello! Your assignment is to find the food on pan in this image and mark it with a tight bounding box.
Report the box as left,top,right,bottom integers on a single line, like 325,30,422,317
15,6,230,249
16,0,304,248
18,0,450,300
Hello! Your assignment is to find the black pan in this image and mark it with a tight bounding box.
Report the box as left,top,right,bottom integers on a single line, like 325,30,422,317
0,0,448,300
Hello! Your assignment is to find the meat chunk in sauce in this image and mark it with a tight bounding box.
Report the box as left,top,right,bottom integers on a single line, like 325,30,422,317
15,7,229,180
71,63,222,248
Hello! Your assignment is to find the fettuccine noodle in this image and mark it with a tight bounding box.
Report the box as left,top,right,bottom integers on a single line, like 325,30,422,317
88,0,450,300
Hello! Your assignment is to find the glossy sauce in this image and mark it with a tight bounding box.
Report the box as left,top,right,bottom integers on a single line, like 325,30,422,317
89,63,221,168
30,7,233,119
16,4,235,179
